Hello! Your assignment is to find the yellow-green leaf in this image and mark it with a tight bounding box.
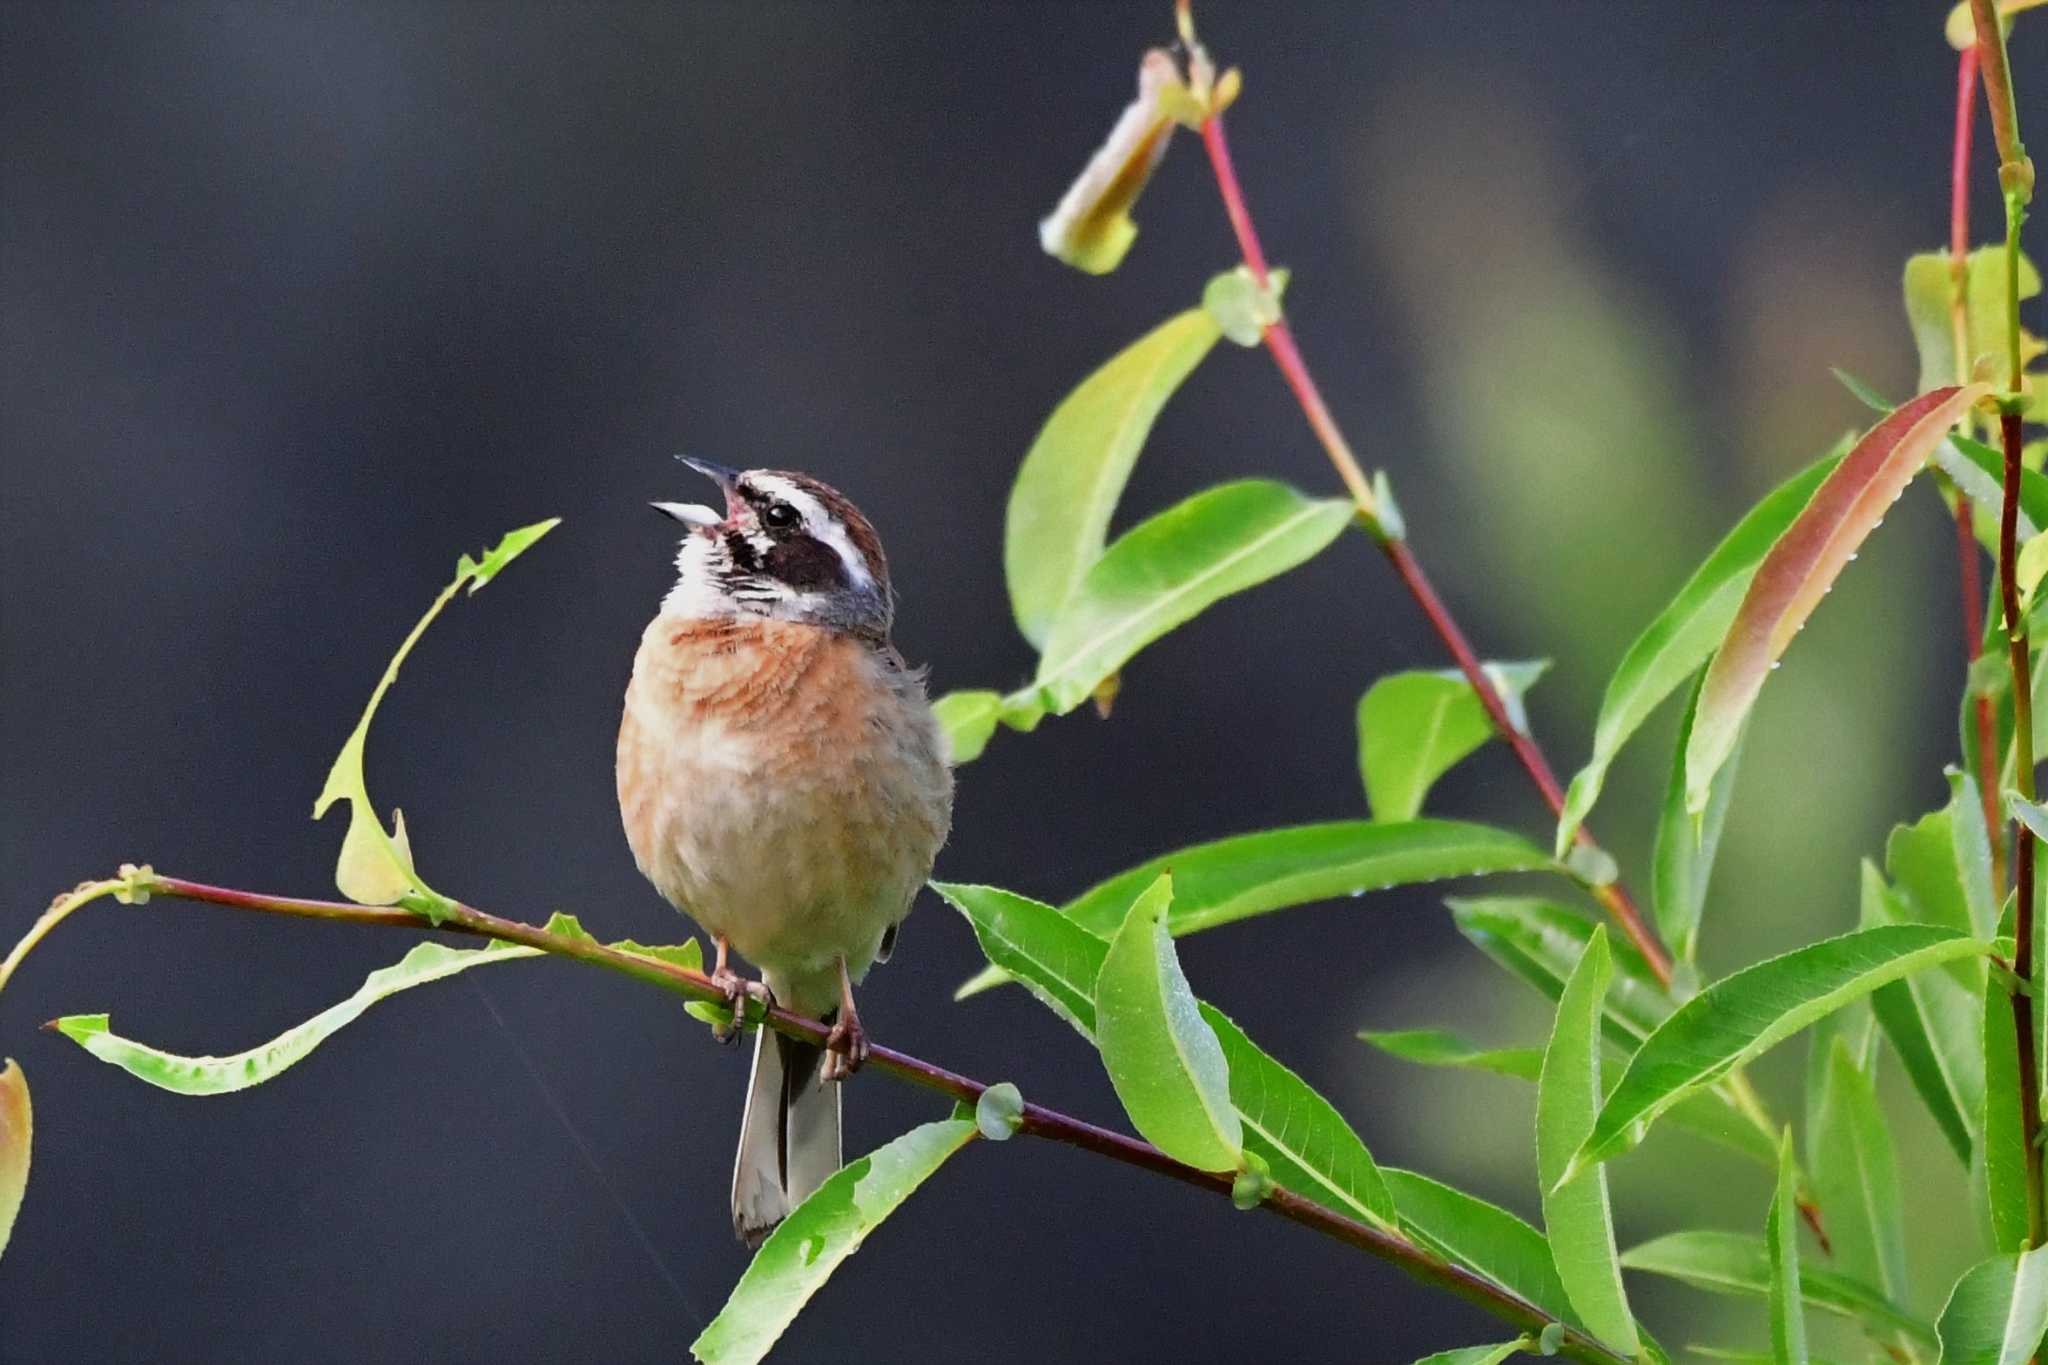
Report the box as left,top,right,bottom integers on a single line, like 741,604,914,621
0,1060,28,1262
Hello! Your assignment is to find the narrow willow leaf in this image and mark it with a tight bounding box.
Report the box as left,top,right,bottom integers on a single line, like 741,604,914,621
1933,1249,2048,1365
690,1117,978,1365
932,882,1106,1037
1556,448,1842,853
313,518,559,917
1652,673,1740,962
1768,1131,1809,1365
1412,1345,1526,1365
1903,248,2041,396
1951,433,2048,544
1094,875,1242,1171
958,821,1561,1002
1620,1231,1936,1347
1450,898,1672,1050
1809,1038,1905,1300
1536,927,1637,1354
1358,1028,1542,1081
1356,662,1549,822
1685,386,1990,811
1004,309,1221,646
1029,480,1354,714
1383,1167,1576,1326
53,938,545,1094
0,1061,27,1262
1832,367,1895,412
1565,925,1985,1180
1981,967,2030,1255
1862,862,1983,1163
1203,1004,1396,1232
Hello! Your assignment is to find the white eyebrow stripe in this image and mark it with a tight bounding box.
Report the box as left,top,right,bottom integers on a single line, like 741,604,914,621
749,474,875,591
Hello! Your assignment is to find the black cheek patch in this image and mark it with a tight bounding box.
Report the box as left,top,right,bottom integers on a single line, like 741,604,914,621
724,532,759,573
764,535,846,592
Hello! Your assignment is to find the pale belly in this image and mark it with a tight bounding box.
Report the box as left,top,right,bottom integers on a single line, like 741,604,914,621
617,616,951,1015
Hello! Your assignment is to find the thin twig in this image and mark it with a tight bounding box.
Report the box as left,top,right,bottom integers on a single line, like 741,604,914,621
110,874,1635,1365
1193,106,1674,985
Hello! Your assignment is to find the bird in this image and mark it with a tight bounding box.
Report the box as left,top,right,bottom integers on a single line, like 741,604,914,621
616,458,953,1245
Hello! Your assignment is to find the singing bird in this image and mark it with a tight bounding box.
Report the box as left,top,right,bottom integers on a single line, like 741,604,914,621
617,459,953,1244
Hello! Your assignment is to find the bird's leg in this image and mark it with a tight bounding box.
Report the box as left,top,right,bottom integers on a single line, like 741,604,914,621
707,934,771,1044
821,956,870,1082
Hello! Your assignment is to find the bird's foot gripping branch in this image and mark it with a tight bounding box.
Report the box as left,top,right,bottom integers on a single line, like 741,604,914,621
9,3,2048,1364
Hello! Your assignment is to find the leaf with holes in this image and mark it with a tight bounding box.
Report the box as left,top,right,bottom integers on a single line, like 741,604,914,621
1685,386,1988,811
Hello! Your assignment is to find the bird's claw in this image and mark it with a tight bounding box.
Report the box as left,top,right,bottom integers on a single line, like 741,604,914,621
821,1012,869,1082
708,966,772,1044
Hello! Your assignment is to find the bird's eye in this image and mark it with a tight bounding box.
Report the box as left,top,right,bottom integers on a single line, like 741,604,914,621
762,502,800,530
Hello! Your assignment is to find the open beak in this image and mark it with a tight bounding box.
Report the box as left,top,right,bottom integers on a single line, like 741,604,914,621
652,456,746,528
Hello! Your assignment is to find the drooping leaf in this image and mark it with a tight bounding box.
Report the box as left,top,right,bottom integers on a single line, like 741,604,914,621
52,938,547,1094
957,821,1559,1001
1808,1037,1905,1300
1094,875,1241,1171
1563,924,1985,1181
1903,247,2041,396
1862,862,1984,1163
933,882,1106,1036
1619,1231,1935,1348
1556,448,1844,853
1536,927,1637,1354
690,1117,979,1365
0,1061,27,1262
1203,1004,1396,1232
1028,480,1354,714
1358,1028,1542,1081
1685,386,1990,811
1933,1249,2048,1365
1652,672,1741,962
312,518,559,919
1383,1167,1576,1327
1004,309,1222,647
1981,964,2031,1255
1767,1131,1809,1365
1449,898,1672,1050
1036,50,1192,276
1357,662,1549,822
1411,1344,1526,1365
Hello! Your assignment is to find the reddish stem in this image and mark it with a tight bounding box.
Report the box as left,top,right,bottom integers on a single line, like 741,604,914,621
1197,111,1675,986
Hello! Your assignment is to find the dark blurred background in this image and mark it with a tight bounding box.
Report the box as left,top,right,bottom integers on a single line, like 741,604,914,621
2,2,2038,1360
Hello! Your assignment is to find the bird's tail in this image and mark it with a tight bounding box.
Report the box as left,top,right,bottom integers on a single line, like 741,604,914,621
731,1023,841,1246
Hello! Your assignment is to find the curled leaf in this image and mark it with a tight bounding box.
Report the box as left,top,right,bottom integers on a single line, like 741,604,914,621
1038,50,1189,275
1685,386,1989,811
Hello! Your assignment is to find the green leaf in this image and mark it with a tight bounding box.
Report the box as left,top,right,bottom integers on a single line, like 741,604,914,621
1202,264,1289,346
52,938,544,1094
1832,367,1895,412
0,1061,27,1263
1384,1167,1576,1326
1450,898,1673,1050
975,1082,1024,1141
1950,433,2048,544
312,518,559,918
1536,926,1637,1353
1557,448,1843,854
1358,1028,1543,1081
1094,874,1242,1171
690,1117,978,1365
1768,1131,1809,1365
1203,1004,1396,1232
1862,862,1984,1163
1412,1345,1526,1365
1903,247,2041,396
1652,673,1741,962
931,690,1001,765
1357,662,1549,822
1064,821,1562,942
1685,386,1989,811
1564,924,1985,1181
1933,1249,2048,1365
1619,1231,1935,1347
958,820,1560,1002
1890,780,1999,943
1028,480,1354,714
1981,964,2031,1255
1004,310,1221,648
1808,1038,1905,1301
933,882,1106,1036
